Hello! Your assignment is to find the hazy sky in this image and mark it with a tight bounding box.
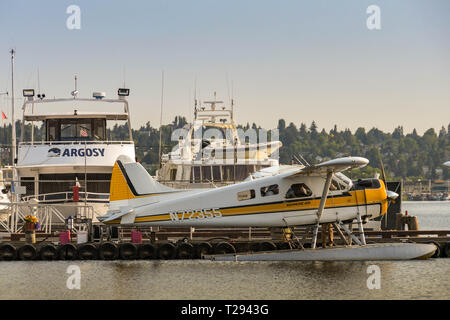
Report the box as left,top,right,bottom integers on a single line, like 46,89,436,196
0,0,449,134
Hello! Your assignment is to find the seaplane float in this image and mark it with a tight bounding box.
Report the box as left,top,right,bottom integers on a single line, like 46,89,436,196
98,155,437,261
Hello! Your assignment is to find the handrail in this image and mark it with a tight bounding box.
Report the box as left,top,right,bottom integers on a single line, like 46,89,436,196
19,140,134,146
22,191,109,203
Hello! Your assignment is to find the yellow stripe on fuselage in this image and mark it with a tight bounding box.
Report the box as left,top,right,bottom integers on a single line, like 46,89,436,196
106,187,387,224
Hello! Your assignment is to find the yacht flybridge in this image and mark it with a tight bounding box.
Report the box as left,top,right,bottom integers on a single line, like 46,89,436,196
16,87,135,219
157,93,282,188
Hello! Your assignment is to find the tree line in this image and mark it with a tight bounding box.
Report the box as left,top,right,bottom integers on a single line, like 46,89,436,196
1,118,449,180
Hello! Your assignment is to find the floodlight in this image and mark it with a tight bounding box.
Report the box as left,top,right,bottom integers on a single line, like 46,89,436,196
23,89,35,97
118,88,130,96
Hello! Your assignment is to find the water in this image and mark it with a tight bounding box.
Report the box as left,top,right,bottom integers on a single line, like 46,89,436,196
1,202,449,300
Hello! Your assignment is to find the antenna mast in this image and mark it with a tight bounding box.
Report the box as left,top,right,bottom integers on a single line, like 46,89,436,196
10,49,16,166
158,70,164,168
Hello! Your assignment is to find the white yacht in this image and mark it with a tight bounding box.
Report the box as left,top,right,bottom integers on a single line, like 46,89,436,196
15,87,135,219
157,93,282,188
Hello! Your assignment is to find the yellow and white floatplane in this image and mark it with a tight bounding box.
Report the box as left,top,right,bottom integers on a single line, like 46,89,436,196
98,155,437,261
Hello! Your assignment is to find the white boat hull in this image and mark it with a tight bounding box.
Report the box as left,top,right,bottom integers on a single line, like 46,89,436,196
204,243,437,261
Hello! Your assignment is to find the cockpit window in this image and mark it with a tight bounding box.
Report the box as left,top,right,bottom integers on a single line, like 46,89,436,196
285,183,312,199
351,179,381,190
261,184,279,197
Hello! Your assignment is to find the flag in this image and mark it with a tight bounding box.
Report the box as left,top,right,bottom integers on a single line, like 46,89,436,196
1,111,6,119
80,128,88,137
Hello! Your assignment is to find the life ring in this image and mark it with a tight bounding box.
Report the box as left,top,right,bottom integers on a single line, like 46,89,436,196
119,243,137,260
58,244,78,260
138,243,156,259
39,243,58,260
177,242,194,259
99,242,118,260
157,242,176,259
77,243,98,260
214,242,236,255
195,242,213,258
0,243,17,261
18,244,37,260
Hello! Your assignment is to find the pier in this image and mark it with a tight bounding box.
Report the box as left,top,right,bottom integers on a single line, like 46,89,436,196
1,224,449,261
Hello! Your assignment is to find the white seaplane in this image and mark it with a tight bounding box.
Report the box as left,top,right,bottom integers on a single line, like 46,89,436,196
98,155,437,260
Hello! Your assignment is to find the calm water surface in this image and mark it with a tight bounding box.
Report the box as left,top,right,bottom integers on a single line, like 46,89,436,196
0,202,449,300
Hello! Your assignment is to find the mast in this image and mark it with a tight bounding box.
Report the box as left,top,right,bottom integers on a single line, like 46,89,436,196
158,70,164,168
10,49,16,166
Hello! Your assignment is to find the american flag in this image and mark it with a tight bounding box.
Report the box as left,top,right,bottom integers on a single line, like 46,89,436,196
80,128,88,137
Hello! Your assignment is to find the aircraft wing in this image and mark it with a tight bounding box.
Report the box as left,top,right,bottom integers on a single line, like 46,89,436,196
283,157,369,178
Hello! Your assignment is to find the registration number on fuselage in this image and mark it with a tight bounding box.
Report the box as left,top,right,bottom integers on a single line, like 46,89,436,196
169,208,222,222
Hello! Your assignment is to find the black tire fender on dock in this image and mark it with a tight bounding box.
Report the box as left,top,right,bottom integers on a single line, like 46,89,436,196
0,243,17,261
214,242,236,254
249,242,261,252
39,243,58,261
276,242,292,250
426,241,441,258
442,242,450,258
260,241,277,251
157,242,176,260
99,242,119,260
138,243,156,259
58,244,78,260
195,242,213,258
18,244,37,261
119,243,137,260
77,243,98,260
177,242,195,259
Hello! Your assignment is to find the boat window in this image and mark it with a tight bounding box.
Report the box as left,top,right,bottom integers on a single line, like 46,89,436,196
237,189,255,201
169,169,177,181
93,119,106,140
202,166,212,182
47,120,58,141
261,184,279,197
235,165,255,181
46,119,107,141
222,166,235,181
212,166,221,182
192,166,201,183
38,173,111,195
20,177,35,197
285,183,312,199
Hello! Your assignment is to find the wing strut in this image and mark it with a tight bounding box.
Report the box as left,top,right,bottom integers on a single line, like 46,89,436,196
311,170,334,249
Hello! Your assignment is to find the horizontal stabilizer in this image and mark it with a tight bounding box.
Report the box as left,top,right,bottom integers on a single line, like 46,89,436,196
99,206,134,223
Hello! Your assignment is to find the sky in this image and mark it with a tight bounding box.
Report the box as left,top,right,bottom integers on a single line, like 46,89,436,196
0,0,449,134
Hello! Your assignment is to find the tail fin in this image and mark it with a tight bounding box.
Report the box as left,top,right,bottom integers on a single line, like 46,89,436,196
109,155,173,202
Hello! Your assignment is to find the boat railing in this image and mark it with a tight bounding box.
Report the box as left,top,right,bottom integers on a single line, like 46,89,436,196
0,202,94,234
19,140,134,146
22,191,109,203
